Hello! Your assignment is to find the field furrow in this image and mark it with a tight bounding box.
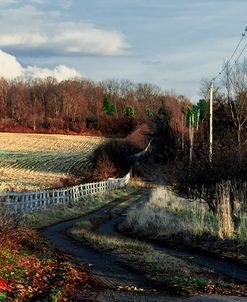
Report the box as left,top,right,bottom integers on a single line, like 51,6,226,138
0,133,103,192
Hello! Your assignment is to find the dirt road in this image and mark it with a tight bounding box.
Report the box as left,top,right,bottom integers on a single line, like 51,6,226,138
42,190,247,301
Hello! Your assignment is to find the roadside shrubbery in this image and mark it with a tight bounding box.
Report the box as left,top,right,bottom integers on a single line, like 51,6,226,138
0,215,94,301
120,187,215,238
166,137,247,239
89,139,141,180
170,138,247,193
120,186,247,264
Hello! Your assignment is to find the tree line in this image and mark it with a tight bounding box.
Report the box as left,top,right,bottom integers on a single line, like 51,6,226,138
0,66,246,155
0,77,186,136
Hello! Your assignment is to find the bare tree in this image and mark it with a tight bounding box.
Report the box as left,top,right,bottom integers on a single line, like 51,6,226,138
200,78,222,101
222,60,247,149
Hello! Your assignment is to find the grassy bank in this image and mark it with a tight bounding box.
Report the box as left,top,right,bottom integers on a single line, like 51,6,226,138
0,186,142,300
120,186,247,265
68,193,247,296
22,185,138,229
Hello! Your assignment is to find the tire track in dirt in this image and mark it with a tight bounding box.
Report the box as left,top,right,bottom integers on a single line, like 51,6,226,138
42,190,153,289
43,189,247,301
99,212,247,283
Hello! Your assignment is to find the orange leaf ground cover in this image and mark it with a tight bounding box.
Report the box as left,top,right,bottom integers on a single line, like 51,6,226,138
0,225,96,301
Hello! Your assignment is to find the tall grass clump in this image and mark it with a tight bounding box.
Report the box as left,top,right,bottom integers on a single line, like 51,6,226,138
121,186,218,239
121,182,247,242
215,181,247,239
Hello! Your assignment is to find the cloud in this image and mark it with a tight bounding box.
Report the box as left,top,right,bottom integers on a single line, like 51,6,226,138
0,3,128,57
0,0,17,6
0,50,23,78
24,65,81,81
0,33,47,46
0,49,82,81
28,0,71,8
0,24,127,56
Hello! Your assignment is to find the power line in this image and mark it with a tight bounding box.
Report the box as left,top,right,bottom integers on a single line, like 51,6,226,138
205,27,247,165
229,40,247,72
213,26,247,82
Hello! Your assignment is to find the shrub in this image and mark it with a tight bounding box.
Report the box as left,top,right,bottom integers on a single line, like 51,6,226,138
168,131,247,190
53,176,76,189
124,106,135,117
89,139,141,179
126,124,149,149
91,153,118,180
149,106,179,163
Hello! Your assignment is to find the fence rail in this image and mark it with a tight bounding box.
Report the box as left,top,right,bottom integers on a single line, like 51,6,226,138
0,172,130,215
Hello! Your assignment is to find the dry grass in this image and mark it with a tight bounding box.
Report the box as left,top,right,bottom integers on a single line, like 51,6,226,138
121,187,218,238
215,181,247,238
0,133,104,192
69,208,245,295
120,185,247,265
0,132,103,152
120,184,245,240
22,185,138,229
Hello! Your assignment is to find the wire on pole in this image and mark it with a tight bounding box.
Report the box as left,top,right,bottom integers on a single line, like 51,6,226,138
213,26,247,82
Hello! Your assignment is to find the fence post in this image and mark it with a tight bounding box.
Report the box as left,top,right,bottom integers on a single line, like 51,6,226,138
2,171,131,216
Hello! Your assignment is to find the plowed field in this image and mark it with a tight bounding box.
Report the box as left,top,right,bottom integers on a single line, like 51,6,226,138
0,133,103,192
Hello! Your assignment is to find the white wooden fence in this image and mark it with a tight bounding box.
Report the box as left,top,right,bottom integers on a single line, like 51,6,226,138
0,172,131,215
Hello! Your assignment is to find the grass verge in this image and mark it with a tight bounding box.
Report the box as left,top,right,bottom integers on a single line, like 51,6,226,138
120,186,247,266
67,196,247,296
21,185,138,229
0,221,99,301
0,184,142,300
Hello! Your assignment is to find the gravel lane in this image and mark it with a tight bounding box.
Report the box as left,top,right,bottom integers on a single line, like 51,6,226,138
99,215,247,283
97,289,247,302
42,190,247,302
42,190,153,289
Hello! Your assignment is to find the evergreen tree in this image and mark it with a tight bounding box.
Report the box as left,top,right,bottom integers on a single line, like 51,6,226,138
124,106,135,117
103,96,116,115
145,108,153,117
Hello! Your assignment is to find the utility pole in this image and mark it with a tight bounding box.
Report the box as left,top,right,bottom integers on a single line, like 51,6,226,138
181,110,184,152
209,82,213,164
189,113,194,165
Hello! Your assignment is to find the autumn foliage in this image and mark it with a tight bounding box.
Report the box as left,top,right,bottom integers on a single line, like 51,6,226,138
0,78,169,136
0,219,96,301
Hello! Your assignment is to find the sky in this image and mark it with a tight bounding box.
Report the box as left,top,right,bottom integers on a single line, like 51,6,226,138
0,0,247,102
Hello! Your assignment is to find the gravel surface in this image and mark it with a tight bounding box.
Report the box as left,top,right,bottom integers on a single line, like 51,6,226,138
99,215,247,283
96,290,247,302
42,190,152,289
42,189,247,302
